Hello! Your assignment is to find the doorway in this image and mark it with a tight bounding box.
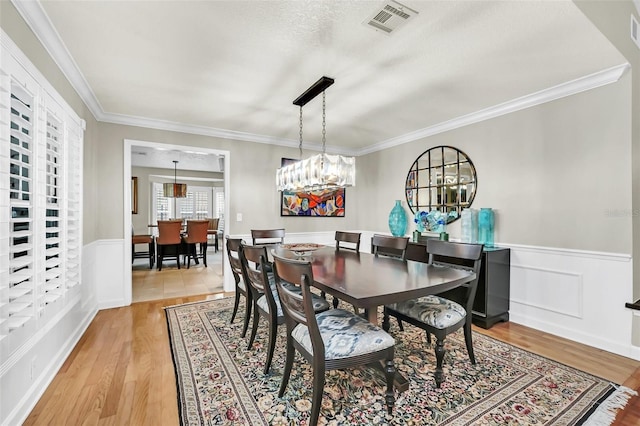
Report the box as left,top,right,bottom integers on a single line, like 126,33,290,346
123,139,231,305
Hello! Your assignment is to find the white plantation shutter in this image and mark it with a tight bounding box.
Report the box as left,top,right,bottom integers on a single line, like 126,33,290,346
43,111,62,306
216,191,225,231
0,37,84,344
194,189,208,219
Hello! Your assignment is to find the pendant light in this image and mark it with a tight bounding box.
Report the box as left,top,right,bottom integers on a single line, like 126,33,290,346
276,76,356,192
163,160,187,198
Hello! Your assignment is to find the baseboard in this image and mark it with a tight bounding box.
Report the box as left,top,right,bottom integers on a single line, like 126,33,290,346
3,304,98,426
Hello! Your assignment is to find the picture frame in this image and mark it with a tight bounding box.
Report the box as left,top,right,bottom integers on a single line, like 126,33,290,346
279,158,346,217
131,176,138,214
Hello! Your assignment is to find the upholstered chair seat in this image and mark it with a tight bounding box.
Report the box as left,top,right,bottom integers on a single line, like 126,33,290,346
257,288,330,318
386,296,466,329
291,309,395,359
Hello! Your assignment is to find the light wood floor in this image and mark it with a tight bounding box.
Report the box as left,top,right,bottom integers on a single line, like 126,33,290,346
131,248,224,303
24,292,640,425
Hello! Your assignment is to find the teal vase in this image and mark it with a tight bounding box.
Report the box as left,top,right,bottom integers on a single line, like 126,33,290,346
478,208,494,247
388,200,407,237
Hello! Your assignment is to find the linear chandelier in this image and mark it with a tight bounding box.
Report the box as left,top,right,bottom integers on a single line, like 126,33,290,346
276,76,356,192
163,160,187,198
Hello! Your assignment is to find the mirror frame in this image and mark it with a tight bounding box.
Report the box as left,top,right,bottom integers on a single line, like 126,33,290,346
404,145,477,223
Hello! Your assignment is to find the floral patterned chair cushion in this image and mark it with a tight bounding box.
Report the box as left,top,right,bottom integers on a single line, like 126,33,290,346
387,295,466,329
257,288,330,317
292,309,395,359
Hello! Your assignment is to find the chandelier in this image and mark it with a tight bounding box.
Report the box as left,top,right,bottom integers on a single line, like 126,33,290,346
276,76,356,192
163,160,187,198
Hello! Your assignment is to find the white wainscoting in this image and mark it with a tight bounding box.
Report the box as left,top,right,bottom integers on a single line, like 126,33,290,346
504,243,636,360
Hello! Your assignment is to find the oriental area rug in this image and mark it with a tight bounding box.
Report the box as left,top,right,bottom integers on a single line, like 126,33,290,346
165,298,635,425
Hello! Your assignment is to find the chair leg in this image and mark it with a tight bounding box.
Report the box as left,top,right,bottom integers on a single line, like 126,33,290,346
397,319,404,331
463,322,476,364
131,244,135,264
384,358,396,414
426,332,432,345
332,296,339,309
278,336,295,397
202,242,207,267
229,281,241,323
434,338,445,388
157,246,163,271
309,363,325,426
149,242,155,269
241,291,252,338
382,308,391,332
263,315,278,374
247,304,260,350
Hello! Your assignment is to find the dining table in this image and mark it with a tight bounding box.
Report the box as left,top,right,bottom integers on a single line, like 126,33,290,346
271,244,476,392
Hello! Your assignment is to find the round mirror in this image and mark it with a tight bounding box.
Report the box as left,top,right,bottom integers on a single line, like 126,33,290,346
405,146,477,224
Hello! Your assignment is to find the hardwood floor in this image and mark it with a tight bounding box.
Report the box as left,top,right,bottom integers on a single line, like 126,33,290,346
24,292,640,425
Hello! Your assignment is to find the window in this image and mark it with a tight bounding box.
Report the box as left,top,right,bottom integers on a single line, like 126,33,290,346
152,183,212,222
1,48,84,343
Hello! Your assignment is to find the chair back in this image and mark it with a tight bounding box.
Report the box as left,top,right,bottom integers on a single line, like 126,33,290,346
226,237,244,281
251,228,285,245
272,255,323,353
207,218,219,233
185,220,209,244
372,234,409,260
239,244,271,294
156,220,183,245
335,231,361,252
427,240,484,313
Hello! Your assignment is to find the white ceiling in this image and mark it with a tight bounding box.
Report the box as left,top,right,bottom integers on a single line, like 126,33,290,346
20,0,626,158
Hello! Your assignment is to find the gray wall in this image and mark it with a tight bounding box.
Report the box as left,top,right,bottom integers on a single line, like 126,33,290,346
357,75,632,254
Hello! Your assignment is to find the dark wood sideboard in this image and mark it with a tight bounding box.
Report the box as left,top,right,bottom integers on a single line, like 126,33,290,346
406,241,511,329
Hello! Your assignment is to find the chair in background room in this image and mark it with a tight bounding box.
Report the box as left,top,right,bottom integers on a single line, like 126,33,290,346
371,234,409,260
251,228,285,246
184,219,209,268
240,244,330,374
131,227,155,269
273,254,396,426
227,237,251,337
207,218,220,252
156,219,183,271
383,240,483,388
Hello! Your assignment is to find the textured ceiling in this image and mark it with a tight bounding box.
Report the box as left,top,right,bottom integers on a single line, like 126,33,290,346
32,0,625,156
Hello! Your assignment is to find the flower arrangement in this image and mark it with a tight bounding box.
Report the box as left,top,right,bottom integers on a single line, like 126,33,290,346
414,209,459,233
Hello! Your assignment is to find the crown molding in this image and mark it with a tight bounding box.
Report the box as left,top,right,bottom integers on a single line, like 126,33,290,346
11,0,105,120
357,63,630,156
13,0,630,158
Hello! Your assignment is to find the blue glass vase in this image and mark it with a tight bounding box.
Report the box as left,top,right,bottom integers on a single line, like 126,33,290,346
478,208,494,247
461,208,478,243
388,200,407,237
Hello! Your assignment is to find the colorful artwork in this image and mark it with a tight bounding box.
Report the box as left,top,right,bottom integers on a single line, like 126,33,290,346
281,188,345,217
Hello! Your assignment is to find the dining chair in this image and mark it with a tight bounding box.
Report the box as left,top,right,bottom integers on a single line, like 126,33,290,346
156,220,183,271
207,218,220,252
240,244,330,375
251,228,285,246
382,240,483,388
371,234,409,260
327,231,362,308
273,254,396,426
226,237,252,337
335,231,361,252
183,219,209,268
131,227,155,269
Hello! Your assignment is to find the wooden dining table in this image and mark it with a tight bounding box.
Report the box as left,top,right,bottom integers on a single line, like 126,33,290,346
272,245,476,392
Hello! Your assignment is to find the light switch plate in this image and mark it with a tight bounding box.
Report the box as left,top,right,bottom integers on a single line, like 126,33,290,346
236,213,242,222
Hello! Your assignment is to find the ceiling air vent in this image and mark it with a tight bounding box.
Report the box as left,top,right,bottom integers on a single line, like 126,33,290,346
632,14,640,50
364,0,418,35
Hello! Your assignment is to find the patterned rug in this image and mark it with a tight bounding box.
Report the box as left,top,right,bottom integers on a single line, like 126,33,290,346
165,297,636,425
